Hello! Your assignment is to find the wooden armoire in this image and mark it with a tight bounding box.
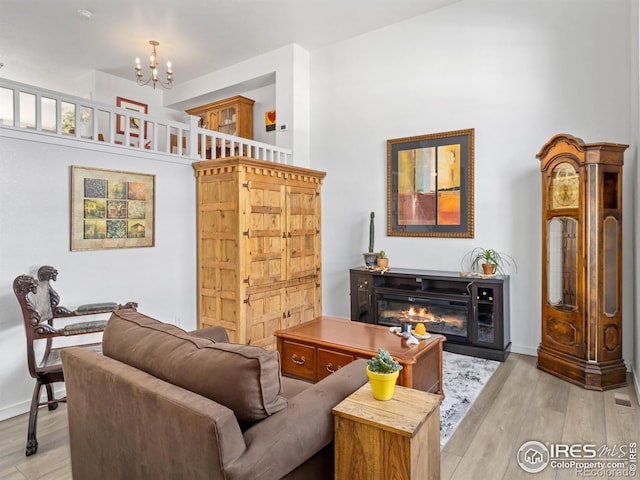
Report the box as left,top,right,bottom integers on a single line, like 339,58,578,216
193,157,325,349
537,134,627,390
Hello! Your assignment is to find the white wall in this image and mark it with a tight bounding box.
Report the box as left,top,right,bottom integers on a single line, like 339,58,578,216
312,0,636,365
244,83,277,145
0,133,197,420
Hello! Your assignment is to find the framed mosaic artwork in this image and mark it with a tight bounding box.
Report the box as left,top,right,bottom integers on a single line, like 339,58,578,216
71,166,155,251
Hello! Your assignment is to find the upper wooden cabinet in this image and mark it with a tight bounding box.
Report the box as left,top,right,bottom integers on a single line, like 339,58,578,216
186,95,255,139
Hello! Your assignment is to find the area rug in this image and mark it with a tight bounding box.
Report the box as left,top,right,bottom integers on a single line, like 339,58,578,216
440,351,500,448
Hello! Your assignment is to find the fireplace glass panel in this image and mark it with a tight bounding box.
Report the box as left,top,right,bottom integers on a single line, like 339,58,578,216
376,293,468,338
355,276,371,322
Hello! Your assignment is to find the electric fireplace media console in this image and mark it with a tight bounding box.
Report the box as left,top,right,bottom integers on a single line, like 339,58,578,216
350,267,511,361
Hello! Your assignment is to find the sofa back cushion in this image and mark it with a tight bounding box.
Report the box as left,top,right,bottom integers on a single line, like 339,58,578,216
102,309,287,423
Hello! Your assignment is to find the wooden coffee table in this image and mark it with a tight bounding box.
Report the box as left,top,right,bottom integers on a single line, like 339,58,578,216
274,316,445,396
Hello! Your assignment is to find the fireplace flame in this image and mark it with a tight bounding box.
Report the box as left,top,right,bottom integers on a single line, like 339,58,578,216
400,305,464,329
402,306,438,322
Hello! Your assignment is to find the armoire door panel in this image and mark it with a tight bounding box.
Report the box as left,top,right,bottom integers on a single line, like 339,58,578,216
246,180,286,286
287,185,320,280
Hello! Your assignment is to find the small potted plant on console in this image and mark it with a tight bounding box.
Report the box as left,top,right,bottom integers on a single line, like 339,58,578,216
377,250,389,269
464,247,517,276
366,348,403,400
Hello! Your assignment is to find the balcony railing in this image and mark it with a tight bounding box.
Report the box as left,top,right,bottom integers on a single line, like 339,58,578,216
0,78,292,164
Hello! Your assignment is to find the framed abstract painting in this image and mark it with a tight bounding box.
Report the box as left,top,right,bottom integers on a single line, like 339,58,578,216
387,129,474,238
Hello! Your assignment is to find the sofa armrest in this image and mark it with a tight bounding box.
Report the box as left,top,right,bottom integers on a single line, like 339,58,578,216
227,359,368,480
188,325,229,343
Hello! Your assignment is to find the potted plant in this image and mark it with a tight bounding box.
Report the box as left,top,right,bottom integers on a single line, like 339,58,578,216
363,211,379,266
366,348,403,400
377,250,389,268
464,247,517,276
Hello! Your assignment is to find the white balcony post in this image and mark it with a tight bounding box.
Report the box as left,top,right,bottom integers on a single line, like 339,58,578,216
186,115,200,159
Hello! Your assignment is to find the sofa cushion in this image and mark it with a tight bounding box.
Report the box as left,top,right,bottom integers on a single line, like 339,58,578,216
102,309,288,423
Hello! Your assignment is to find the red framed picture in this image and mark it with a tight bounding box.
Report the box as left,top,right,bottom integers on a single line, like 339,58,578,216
116,97,148,138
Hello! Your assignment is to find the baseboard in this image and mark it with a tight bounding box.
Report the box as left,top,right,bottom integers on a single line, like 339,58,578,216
0,384,67,422
510,343,537,357
0,400,31,422
633,365,640,407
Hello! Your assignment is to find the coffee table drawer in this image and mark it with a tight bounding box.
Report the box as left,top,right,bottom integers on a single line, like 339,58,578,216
317,349,354,381
281,341,316,381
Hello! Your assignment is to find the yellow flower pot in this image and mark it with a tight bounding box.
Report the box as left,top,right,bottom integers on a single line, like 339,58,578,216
366,366,400,401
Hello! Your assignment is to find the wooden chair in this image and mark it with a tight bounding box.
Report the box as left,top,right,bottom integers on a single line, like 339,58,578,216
13,265,137,456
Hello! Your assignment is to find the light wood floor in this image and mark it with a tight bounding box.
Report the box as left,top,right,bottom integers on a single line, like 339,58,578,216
442,353,640,480
0,353,638,480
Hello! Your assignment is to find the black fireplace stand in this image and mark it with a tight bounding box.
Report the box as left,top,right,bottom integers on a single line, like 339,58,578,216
349,266,511,361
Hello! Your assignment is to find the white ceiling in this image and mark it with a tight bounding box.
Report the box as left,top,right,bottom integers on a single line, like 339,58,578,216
1,0,461,87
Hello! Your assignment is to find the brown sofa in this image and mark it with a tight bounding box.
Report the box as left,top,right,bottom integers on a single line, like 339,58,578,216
60,308,368,480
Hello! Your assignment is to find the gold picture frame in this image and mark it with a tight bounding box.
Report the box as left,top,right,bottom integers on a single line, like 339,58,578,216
387,129,474,238
71,166,155,251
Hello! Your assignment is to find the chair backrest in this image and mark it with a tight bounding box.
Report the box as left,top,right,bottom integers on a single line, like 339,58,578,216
33,265,63,322
13,265,66,378
14,272,38,319
13,266,62,325
13,273,42,378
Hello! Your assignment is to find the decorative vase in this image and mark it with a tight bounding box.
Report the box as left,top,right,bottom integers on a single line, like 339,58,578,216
377,257,389,268
482,263,496,275
363,252,379,267
366,366,400,401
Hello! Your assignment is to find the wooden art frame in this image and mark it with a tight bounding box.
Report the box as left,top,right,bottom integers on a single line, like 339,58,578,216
116,96,148,138
387,129,474,238
71,166,155,251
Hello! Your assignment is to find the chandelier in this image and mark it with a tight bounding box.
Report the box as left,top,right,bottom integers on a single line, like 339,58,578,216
135,40,173,89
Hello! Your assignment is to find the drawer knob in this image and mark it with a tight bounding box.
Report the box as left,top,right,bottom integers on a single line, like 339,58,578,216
291,354,306,365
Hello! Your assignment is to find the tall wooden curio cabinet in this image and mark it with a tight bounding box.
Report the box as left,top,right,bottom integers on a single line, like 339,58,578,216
193,157,325,350
537,134,627,390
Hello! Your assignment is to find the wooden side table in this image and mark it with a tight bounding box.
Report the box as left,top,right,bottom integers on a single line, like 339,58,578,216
332,383,441,480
